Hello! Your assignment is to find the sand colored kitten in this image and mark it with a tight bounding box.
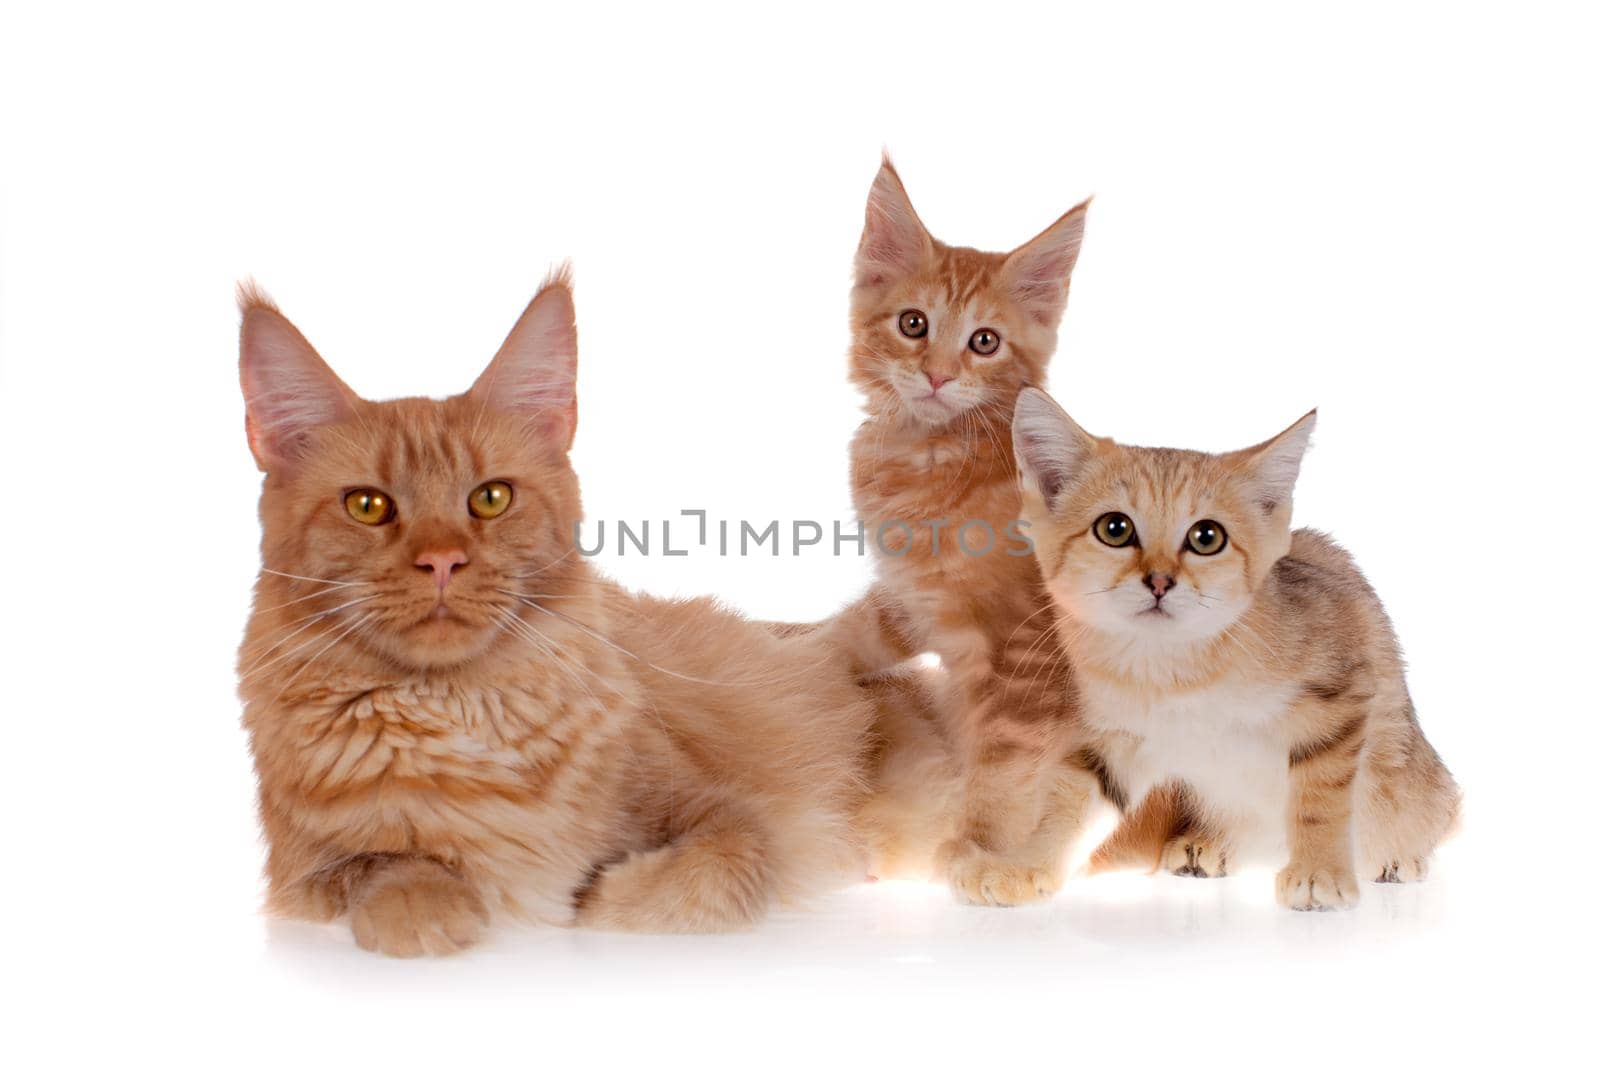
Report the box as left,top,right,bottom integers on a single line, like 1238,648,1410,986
804,160,1100,902
236,273,871,954
1011,388,1459,908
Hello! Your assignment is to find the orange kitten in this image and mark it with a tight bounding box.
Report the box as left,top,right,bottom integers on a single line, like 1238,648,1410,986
236,274,871,954
1012,388,1460,908
807,160,1098,902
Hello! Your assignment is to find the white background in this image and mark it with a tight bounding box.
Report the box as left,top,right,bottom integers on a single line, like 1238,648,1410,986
2,2,1595,1062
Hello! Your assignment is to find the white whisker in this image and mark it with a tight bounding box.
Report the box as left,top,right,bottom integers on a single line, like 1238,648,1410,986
512,597,750,687
270,611,378,702
259,568,368,588
239,594,383,679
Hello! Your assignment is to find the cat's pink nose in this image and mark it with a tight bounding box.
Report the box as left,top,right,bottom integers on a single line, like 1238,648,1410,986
925,370,955,392
1144,572,1175,598
415,548,468,589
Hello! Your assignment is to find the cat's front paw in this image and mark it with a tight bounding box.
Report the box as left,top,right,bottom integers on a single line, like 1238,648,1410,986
935,838,1061,907
1160,834,1229,878
349,866,489,957
1275,861,1359,911
575,831,772,934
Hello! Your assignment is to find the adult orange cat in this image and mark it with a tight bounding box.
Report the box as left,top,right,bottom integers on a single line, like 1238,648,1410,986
236,272,872,954
1011,388,1460,908
800,159,1100,903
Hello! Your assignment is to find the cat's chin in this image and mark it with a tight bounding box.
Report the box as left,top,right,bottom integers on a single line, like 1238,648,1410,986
374,616,503,673
1116,612,1238,647
896,391,971,429
1059,602,1232,648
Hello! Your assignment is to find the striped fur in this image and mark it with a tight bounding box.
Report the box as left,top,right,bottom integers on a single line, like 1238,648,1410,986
1013,390,1460,909
802,160,1099,903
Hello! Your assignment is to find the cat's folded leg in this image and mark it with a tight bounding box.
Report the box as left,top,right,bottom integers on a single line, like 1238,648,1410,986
1085,781,1231,877
1277,706,1365,911
576,804,775,933
315,854,490,957
1151,785,1232,878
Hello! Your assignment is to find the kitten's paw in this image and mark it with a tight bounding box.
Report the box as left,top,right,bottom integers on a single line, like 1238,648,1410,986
1373,857,1430,883
935,839,1061,907
349,867,489,957
1275,862,1359,911
1160,834,1229,878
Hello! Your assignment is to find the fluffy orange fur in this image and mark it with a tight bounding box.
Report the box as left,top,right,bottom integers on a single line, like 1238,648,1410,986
1012,389,1460,908
805,160,1100,902
236,276,871,955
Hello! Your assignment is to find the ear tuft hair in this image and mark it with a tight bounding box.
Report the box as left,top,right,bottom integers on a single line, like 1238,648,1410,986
236,277,280,317
540,259,574,294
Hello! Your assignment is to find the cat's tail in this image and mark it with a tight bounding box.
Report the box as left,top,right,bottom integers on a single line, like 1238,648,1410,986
764,619,823,639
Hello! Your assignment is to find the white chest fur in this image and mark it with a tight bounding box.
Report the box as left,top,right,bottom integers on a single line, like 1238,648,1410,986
1079,672,1299,856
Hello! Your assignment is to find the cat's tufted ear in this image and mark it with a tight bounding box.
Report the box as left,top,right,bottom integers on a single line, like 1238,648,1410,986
469,267,579,451
1234,410,1317,517
1000,198,1090,328
854,156,934,290
1013,387,1099,504
238,283,361,473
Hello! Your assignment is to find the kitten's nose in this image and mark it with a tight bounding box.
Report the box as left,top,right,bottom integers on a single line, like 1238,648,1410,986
924,370,955,393
1143,572,1175,598
415,548,469,589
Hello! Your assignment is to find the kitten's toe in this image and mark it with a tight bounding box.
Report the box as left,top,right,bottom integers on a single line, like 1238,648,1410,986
1275,862,1359,911
349,869,489,957
1373,857,1430,883
1160,834,1229,878
935,838,1061,907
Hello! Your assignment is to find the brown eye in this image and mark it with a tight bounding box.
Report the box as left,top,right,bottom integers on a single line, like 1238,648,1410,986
344,488,394,526
1093,512,1136,548
968,328,1000,355
898,309,928,338
1186,519,1227,556
469,481,513,519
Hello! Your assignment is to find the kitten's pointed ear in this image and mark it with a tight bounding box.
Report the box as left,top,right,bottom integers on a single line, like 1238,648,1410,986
1000,198,1091,328
1013,387,1098,504
238,282,360,473
469,267,579,451
855,156,933,290
1235,409,1317,516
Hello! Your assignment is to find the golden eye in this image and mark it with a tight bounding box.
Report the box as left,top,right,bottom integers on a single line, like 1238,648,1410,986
898,309,928,338
1186,519,1228,556
469,480,513,519
344,488,394,526
968,328,1000,356
1093,512,1136,548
